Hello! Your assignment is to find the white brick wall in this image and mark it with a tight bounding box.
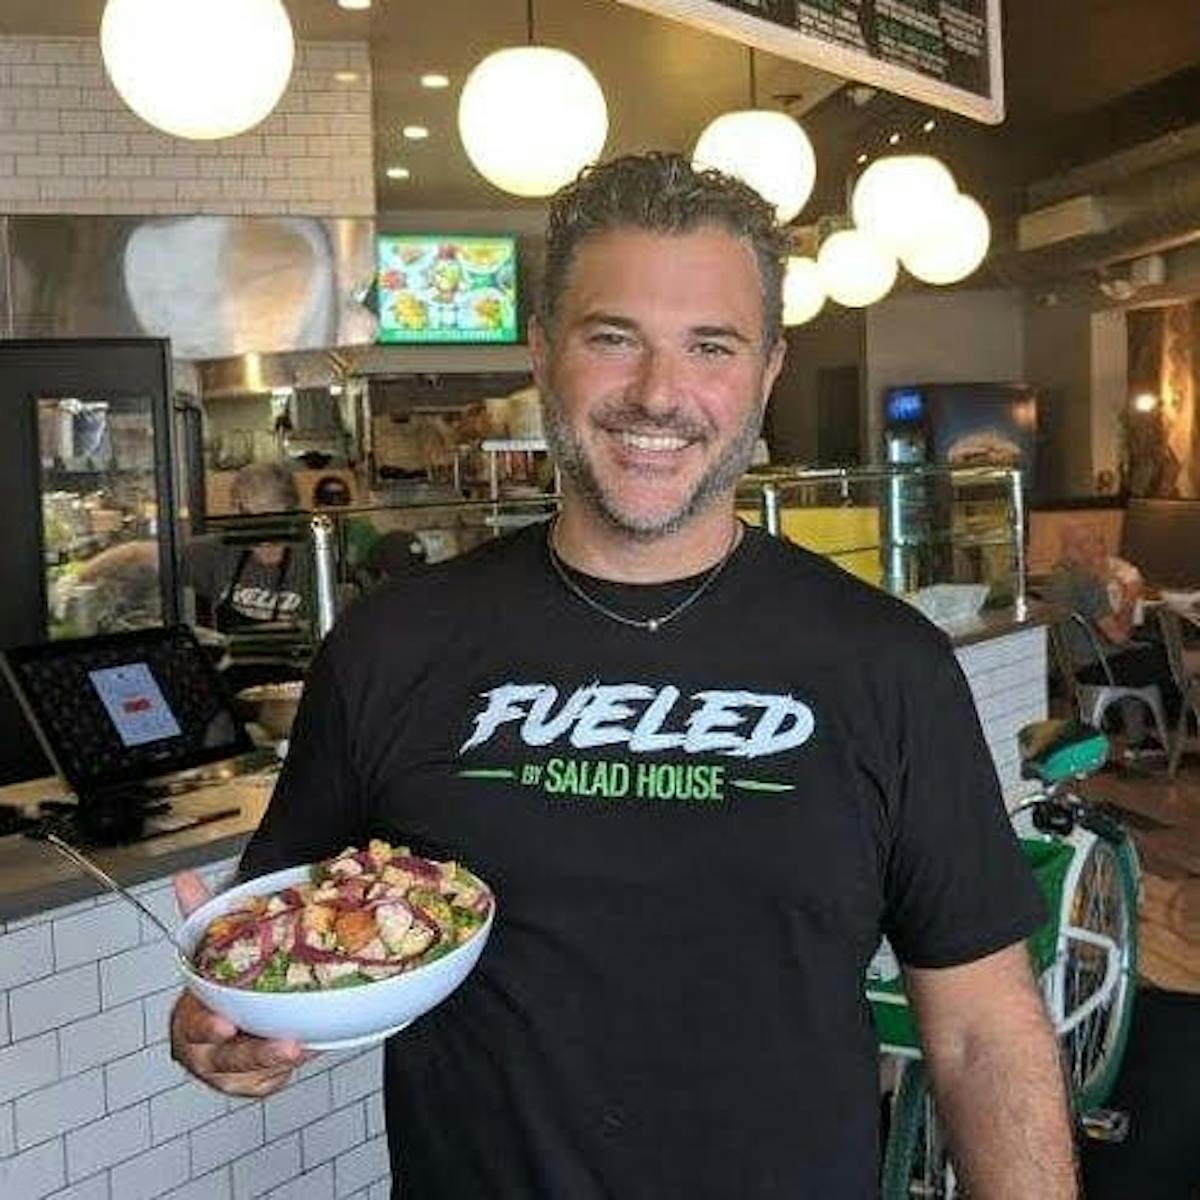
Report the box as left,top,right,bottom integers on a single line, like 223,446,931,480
0,858,390,1199
0,37,374,216
956,626,1049,802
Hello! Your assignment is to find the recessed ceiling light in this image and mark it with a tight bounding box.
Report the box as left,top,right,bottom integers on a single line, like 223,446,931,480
856,153,869,165
337,0,371,10
922,118,937,133
402,125,429,140
334,70,360,84
887,131,901,145
420,73,450,89
386,166,411,180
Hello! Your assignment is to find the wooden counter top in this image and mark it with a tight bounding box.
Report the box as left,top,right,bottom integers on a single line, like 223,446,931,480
0,769,275,923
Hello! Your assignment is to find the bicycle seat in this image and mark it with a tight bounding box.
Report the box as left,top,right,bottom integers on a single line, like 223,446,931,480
1019,719,1110,784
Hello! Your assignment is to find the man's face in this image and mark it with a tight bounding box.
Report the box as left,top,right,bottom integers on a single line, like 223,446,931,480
1062,526,1106,570
531,226,784,540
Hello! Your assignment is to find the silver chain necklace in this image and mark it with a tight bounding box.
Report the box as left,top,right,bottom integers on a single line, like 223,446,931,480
546,520,742,633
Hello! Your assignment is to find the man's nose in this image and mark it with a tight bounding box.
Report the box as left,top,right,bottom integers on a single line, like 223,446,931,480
632,348,681,415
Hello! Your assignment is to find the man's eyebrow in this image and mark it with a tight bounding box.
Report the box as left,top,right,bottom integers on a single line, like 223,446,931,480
576,313,752,345
577,311,639,330
690,324,752,345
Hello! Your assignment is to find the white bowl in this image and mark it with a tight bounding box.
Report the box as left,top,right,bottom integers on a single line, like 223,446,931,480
176,864,495,1051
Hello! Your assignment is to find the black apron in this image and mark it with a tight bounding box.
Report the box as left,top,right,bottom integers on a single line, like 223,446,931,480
214,546,292,632
215,547,304,692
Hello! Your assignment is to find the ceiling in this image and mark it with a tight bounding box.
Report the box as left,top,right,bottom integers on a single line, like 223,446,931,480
2,0,1200,216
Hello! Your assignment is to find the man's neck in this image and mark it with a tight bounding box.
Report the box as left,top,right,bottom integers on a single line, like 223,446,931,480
252,544,286,568
552,497,741,584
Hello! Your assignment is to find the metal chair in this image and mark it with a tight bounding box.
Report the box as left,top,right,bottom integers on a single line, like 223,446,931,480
1154,605,1200,775
1048,613,1171,755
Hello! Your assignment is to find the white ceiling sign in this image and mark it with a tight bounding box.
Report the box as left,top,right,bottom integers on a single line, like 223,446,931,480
610,0,1004,125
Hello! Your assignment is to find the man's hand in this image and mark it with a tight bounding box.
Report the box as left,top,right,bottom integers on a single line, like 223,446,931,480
169,870,307,1098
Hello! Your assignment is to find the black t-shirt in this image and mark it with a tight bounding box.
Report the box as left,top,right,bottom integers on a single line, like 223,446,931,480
241,524,1044,1200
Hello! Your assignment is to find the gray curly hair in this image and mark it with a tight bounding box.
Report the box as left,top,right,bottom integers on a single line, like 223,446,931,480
539,152,788,348
230,462,299,514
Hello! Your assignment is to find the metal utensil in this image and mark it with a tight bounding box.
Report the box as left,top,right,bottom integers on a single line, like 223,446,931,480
37,831,187,959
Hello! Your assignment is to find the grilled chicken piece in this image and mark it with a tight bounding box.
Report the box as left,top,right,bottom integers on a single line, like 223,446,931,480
302,904,336,939
334,908,378,954
375,902,415,954
314,960,362,987
205,914,247,944
285,961,315,989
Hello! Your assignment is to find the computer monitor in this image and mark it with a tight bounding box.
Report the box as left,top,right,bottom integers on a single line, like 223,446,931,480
1,625,252,803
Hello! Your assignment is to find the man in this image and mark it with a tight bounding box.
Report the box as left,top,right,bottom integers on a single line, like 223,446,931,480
185,462,309,631
1047,521,1177,746
184,461,313,690
172,153,1076,1197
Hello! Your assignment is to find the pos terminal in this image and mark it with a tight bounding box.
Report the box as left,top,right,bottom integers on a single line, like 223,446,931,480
2,625,253,844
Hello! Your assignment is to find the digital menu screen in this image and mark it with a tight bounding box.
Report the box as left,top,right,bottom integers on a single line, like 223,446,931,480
377,235,519,345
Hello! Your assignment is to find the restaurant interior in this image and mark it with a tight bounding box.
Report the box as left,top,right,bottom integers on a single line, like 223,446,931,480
1,0,1199,1196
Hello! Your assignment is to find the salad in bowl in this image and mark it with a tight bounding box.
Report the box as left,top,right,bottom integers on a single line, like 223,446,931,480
178,841,495,1049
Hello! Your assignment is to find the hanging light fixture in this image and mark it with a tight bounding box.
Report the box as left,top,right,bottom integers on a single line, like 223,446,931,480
100,0,294,140
900,193,991,285
850,154,958,255
817,228,897,308
457,0,608,197
691,51,815,224
782,257,825,326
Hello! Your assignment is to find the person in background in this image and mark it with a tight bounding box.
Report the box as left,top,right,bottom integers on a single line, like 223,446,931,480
184,463,313,690
186,463,308,631
170,153,1075,1198
1047,520,1179,745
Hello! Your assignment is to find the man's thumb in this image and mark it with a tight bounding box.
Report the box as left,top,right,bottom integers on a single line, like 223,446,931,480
173,870,211,918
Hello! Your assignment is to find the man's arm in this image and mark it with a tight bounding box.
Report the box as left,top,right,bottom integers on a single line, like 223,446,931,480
904,942,1077,1199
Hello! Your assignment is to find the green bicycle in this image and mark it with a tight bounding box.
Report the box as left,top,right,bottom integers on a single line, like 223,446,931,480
869,719,1141,1198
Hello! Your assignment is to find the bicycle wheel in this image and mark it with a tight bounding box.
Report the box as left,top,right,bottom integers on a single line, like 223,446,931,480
881,1060,962,1199
1052,830,1139,1114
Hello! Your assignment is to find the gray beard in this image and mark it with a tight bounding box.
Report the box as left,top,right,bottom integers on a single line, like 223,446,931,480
540,391,764,541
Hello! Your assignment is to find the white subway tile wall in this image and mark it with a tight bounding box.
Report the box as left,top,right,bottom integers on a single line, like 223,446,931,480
0,629,1044,1200
0,38,374,216
0,859,391,1198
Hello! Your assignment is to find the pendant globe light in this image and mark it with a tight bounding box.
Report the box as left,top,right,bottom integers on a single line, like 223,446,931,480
850,155,958,256
901,192,991,284
782,256,825,326
100,0,295,140
457,0,608,197
692,51,815,223
817,228,897,308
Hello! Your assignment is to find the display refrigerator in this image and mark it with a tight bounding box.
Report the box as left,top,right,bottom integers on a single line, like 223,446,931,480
880,382,1038,595
0,338,180,785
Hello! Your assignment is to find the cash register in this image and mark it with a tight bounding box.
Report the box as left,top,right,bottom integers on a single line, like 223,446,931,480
1,625,255,845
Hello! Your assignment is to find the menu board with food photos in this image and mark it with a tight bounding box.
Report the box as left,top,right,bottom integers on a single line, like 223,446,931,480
612,0,1002,124
377,235,519,345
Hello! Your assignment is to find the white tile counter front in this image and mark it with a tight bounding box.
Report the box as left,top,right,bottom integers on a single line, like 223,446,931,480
0,856,392,1200
952,620,1049,804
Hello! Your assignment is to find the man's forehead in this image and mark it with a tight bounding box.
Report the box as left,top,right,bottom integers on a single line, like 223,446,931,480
557,225,766,313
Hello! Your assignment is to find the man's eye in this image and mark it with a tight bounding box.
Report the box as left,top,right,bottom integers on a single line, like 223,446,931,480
588,331,633,349
693,341,734,358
